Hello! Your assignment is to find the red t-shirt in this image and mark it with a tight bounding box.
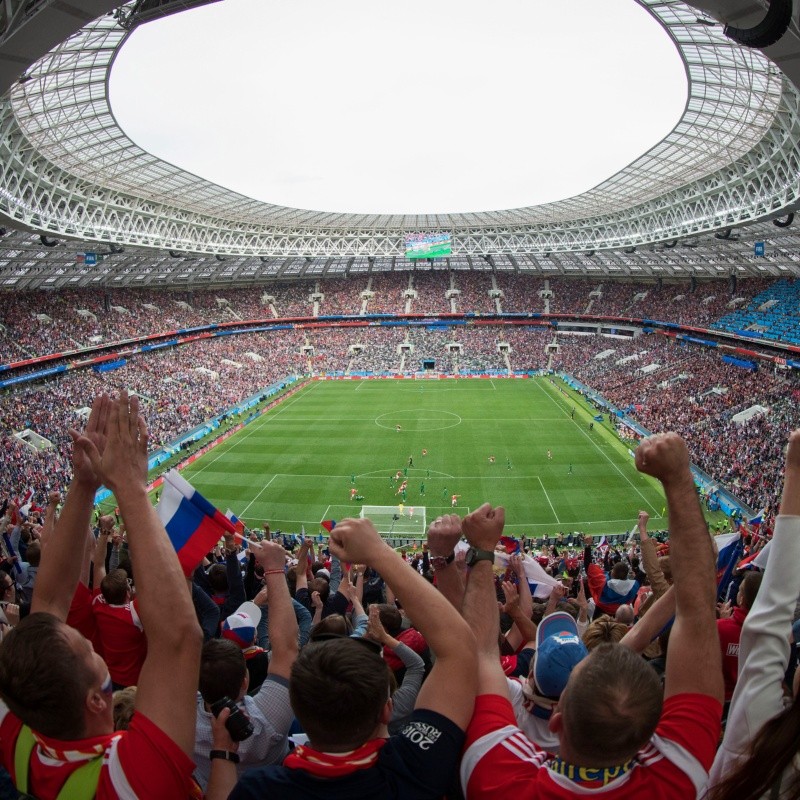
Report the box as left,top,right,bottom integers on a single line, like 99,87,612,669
0,702,195,800
462,692,721,798
91,590,147,687
717,607,747,702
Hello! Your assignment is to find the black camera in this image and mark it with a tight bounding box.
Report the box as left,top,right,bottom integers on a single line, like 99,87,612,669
210,696,254,742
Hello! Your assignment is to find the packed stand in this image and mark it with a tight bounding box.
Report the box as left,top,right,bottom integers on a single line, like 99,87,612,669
452,273,496,315
407,271,452,316
0,330,307,501
318,279,362,316
555,333,798,515
2,389,796,800
0,276,786,364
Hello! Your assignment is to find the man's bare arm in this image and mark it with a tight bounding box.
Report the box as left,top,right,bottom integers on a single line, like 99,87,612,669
635,433,722,703
461,504,510,698
87,391,202,756
329,516,477,730
426,515,466,610
32,395,109,620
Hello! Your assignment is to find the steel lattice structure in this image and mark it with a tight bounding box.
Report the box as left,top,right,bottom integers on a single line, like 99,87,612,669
1,0,800,287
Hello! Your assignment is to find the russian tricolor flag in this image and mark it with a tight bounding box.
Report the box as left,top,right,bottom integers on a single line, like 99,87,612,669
499,535,520,554
157,470,238,576
715,531,743,600
225,509,246,535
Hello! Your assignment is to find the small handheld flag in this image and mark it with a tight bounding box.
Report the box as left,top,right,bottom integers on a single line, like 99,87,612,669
157,470,239,576
225,509,246,535
499,535,521,554
321,520,336,532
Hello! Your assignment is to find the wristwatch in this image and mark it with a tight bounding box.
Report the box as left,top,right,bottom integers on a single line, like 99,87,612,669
430,552,455,571
209,750,240,763
465,547,495,567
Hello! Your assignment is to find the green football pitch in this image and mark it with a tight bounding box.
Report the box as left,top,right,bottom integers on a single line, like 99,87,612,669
175,375,671,538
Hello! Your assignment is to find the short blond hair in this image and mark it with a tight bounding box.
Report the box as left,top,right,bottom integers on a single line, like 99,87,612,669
582,616,628,651
112,686,137,731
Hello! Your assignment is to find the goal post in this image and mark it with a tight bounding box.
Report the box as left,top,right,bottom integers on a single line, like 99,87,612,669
360,504,427,536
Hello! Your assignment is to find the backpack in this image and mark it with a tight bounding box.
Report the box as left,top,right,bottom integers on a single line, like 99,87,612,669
13,725,103,800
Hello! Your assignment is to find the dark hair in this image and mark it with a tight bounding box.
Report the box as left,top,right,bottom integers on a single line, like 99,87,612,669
310,614,353,640
199,639,246,705
560,643,662,765
610,563,628,580
309,577,330,604
100,569,129,605
25,542,41,568
0,613,95,739
739,572,763,611
710,691,800,800
208,564,228,592
289,639,390,751
376,604,402,637
117,554,133,584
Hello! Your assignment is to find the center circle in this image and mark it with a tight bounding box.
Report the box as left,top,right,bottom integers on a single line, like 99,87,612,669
375,409,462,432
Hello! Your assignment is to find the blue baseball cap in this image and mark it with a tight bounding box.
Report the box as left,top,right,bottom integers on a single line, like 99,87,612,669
534,611,589,698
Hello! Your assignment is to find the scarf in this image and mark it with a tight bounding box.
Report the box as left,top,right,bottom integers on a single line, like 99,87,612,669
284,738,386,778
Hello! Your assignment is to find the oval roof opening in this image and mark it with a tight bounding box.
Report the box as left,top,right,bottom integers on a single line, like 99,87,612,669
109,0,687,215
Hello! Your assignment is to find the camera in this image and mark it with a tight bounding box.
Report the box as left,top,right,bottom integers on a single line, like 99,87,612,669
210,696,254,742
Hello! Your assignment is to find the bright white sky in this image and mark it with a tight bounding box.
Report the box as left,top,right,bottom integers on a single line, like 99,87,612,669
109,0,687,216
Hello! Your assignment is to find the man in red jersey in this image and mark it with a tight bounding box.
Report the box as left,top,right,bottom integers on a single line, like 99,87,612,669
460,433,724,799
0,392,202,799
91,528,147,689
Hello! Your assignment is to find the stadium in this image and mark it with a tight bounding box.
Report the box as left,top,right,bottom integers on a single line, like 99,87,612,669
1,0,800,797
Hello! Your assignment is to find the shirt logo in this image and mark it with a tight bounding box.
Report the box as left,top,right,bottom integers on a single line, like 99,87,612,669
401,721,442,750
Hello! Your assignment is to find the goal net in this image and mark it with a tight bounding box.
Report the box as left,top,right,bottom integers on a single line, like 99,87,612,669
360,504,427,536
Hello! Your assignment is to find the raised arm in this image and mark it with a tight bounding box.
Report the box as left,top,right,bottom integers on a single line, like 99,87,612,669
31,394,109,620
461,504,509,698
709,430,800,791
87,390,202,756
500,580,537,649
329,515,477,730
294,539,311,593
638,510,669,598
92,527,110,587
37,490,60,550
250,541,298,680
425,515,465,610
620,586,676,654
635,432,722,703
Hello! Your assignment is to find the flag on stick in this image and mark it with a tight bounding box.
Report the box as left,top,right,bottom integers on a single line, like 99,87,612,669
157,470,238,576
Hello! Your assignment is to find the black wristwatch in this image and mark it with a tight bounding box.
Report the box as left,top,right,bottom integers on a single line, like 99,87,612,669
465,547,495,567
209,750,240,764
430,552,455,571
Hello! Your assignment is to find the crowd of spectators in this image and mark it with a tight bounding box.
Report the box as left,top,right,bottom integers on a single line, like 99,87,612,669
0,276,786,364
0,330,307,502
1,315,796,517
1,392,797,799
554,333,798,515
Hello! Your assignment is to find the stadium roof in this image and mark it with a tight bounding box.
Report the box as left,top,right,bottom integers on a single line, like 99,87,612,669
1,0,800,287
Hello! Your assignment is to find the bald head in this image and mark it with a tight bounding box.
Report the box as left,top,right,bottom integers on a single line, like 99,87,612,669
615,604,635,626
